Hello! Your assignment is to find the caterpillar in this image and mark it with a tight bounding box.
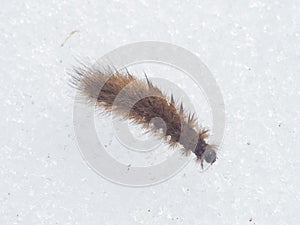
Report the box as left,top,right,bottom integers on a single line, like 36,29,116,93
71,65,217,168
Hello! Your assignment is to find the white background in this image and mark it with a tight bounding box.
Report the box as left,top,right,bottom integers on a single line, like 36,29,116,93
0,0,300,224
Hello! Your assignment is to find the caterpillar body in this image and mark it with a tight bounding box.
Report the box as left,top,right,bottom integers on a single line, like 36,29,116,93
71,65,217,168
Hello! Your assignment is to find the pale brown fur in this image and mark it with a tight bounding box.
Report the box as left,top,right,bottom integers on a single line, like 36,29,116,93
71,66,217,167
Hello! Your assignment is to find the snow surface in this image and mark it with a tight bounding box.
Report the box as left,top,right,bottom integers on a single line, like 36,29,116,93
0,0,300,224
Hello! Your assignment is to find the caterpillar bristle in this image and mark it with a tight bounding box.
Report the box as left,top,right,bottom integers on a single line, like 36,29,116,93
170,94,175,106
179,103,184,115
199,128,209,139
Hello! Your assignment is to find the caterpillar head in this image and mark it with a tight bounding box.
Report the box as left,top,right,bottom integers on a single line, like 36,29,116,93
194,139,217,168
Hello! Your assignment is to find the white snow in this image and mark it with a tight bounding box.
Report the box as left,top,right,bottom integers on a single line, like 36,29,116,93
0,0,299,224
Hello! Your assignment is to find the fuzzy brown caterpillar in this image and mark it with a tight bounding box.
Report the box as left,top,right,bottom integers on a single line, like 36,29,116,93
71,65,217,168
